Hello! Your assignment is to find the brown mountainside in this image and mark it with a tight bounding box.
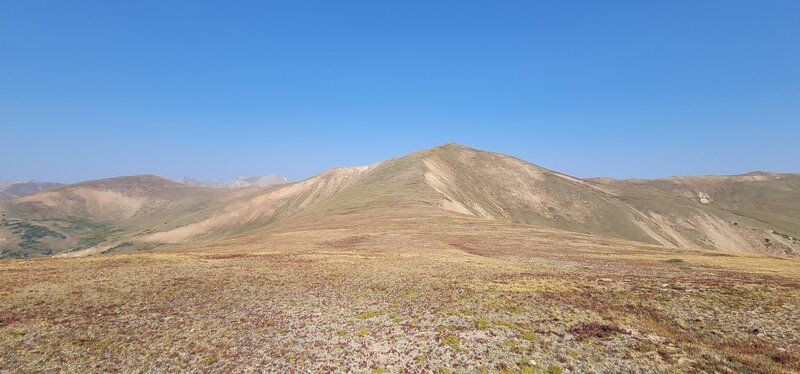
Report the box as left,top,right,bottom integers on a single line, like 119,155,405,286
1,144,798,258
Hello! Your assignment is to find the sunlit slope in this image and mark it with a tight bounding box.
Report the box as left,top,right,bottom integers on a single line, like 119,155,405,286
0,175,241,257
589,173,800,255
269,145,651,243
139,165,377,244
275,144,799,255
2,144,798,258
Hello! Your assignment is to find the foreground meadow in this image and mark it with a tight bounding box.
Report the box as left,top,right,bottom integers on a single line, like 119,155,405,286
2,216,799,373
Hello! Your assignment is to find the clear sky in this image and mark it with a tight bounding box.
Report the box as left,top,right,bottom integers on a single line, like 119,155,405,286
1,1,798,183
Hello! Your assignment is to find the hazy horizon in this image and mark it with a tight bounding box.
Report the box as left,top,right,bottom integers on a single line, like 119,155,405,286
2,1,798,182
2,141,799,185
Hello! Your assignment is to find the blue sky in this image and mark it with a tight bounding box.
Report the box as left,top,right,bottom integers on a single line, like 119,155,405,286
1,1,798,183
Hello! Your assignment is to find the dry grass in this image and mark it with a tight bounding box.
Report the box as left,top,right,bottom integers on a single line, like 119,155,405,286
1,215,798,372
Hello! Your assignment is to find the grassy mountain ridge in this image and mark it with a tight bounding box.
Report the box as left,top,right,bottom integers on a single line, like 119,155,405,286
273,143,798,255
0,181,63,200
1,144,798,258
0,175,247,258
587,172,800,255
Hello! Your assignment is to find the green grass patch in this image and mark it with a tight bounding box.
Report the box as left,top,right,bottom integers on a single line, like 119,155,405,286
355,311,384,320
440,335,460,350
520,331,538,341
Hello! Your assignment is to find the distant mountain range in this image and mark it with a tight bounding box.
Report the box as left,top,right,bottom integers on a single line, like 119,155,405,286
179,174,289,188
0,181,64,200
1,144,798,259
0,173,289,200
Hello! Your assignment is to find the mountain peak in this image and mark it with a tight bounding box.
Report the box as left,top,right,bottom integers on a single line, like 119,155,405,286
3,145,798,259
431,143,476,152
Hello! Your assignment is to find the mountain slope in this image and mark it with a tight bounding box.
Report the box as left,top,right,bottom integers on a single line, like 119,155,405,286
141,165,376,243
587,173,800,255
0,175,244,258
251,144,799,256
0,181,63,200
7,175,230,223
412,145,799,255
2,144,798,258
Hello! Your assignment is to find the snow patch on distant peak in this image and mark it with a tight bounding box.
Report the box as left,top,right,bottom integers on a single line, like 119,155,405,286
180,173,290,188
